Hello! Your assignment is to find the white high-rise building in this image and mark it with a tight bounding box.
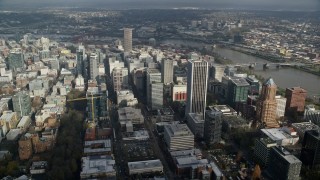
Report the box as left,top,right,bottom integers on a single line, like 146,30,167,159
146,68,162,110
123,28,133,53
186,60,209,119
89,53,98,81
161,59,173,85
276,96,287,119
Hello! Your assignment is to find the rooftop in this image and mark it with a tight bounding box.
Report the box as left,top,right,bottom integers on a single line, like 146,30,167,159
165,123,194,137
264,77,276,86
81,155,116,176
188,113,205,123
292,122,319,133
128,159,163,171
230,77,250,87
273,146,301,164
261,128,299,144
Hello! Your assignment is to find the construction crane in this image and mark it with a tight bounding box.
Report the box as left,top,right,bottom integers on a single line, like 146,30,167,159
67,95,104,122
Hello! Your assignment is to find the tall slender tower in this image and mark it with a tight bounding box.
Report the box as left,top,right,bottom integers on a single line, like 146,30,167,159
161,59,173,84
256,77,279,128
89,53,98,81
123,28,132,53
186,60,209,119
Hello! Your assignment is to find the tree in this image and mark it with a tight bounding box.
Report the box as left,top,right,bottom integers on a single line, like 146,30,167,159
6,161,19,176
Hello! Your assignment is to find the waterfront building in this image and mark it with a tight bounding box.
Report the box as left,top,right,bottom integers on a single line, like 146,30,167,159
256,78,279,128
186,60,208,119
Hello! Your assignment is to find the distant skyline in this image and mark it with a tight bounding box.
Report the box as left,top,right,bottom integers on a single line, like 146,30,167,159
0,0,319,11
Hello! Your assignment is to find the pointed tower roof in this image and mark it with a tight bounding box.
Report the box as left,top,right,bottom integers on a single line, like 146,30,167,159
264,77,276,86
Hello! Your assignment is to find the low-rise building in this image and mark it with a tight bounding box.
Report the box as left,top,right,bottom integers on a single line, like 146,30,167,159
18,134,33,160
187,113,205,138
118,107,144,126
80,155,116,179
292,122,320,140
157,107,174,122
0,111,19,130
128,159,163,175
117,90,138,107
83,139,112,156
164,123,194,151
30,161,48,175
261,127,299,146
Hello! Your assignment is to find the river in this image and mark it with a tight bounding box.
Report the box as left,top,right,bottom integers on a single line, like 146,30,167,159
161,39,320,97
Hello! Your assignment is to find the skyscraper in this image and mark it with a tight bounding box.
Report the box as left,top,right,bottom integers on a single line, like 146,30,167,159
89,53,98,81
161,59,173,84
300,130,320,169
12,91,31,119
8,48,24,72
267,146,302,180
76,45,85,76
146,68,162,110
186,60,208,119
256,78,279,128
112,67,128,93
123,28,133,53
285,87,307,116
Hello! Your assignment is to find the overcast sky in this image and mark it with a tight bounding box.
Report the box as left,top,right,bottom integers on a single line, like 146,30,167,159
0,0,319,11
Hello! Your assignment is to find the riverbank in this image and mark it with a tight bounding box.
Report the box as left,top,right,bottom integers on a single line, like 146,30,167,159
225,45,320,77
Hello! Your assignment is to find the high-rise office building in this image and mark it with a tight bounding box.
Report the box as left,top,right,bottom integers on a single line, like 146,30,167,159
304,105,320,126
253,138,277,167
8,48,24,72
147,68,162,110
112,67,128,93
226,77,250,110
267,146,302,180
161,59,173,85
77,45,85,76
89,53,98,81
186,60,208,119
150,83,163,110
123,28,133,53
12,91,31,119
285,87,307,116
211,65,225,82
246,75,260,95
204,110,222,146
256,78,279,128
300,130,320,169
